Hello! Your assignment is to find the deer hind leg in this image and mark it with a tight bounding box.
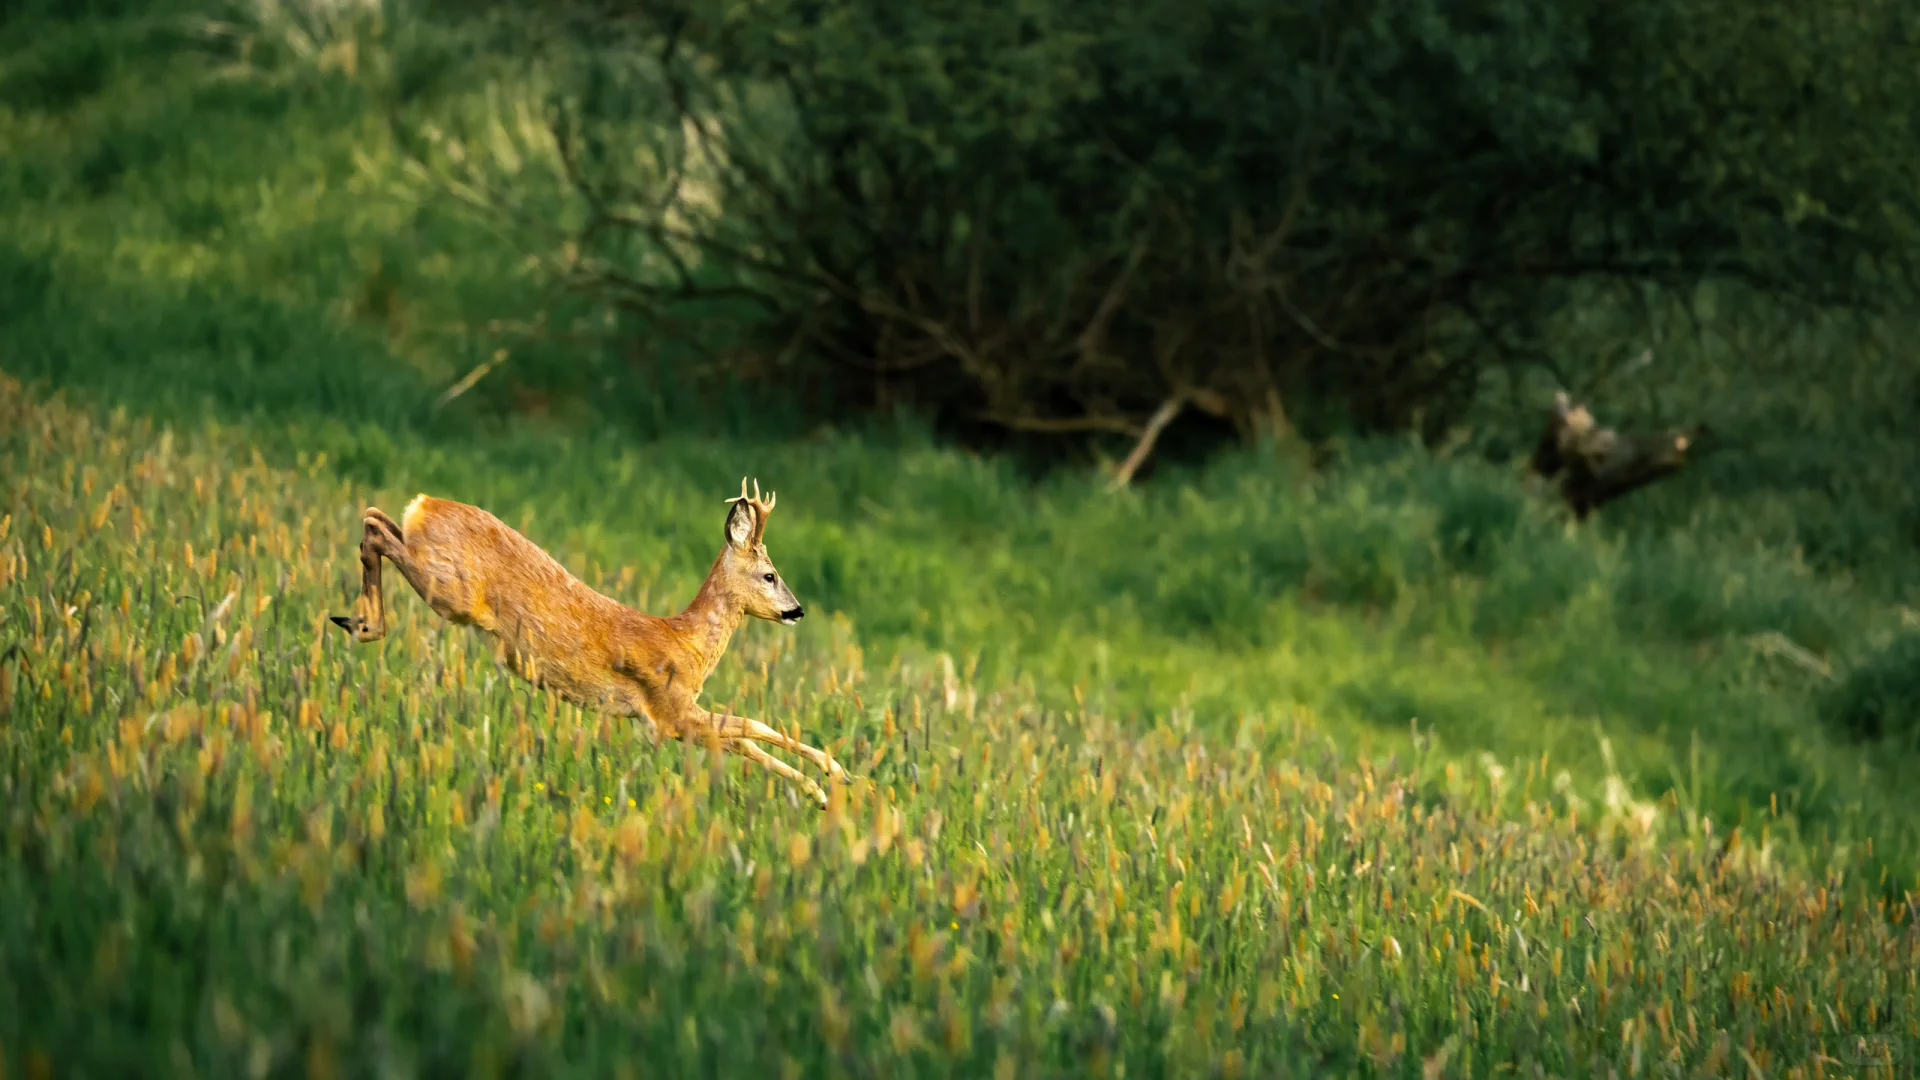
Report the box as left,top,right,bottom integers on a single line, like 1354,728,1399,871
330,508,407,643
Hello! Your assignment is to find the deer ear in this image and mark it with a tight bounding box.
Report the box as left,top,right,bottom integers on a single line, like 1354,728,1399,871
725,499,758,549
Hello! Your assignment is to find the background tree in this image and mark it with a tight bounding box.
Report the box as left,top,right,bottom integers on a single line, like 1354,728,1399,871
403,0,1920,472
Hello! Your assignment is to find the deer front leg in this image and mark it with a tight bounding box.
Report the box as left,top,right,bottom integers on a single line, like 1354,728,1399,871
708,711,849,784
725,739,829,808
676,708,834,808
330,509,406,643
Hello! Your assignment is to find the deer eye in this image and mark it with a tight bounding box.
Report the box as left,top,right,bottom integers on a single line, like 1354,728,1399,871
762,573,777,583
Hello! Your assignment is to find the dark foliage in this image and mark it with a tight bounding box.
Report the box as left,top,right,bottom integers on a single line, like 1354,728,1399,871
405,0,1920,464
1822,634,1920,746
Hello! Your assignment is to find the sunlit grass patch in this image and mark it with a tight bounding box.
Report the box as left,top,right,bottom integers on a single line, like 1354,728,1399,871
4,373,1918,1076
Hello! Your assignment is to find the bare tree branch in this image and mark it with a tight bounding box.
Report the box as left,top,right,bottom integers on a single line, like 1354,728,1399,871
1108,396,1188,491
977,411,1143,436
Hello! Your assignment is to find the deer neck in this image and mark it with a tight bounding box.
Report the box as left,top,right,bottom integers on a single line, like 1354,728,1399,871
672,552,747,682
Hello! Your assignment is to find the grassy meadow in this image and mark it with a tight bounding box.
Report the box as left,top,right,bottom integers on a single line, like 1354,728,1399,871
3,3,1919,1076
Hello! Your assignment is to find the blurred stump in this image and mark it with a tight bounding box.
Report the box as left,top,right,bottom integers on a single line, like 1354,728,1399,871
1530,391,1709,520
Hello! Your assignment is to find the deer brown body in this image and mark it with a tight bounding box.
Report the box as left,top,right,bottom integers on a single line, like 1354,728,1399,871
330,480,847,806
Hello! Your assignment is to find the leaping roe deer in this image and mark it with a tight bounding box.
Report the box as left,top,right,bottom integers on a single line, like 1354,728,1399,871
328,479,849,807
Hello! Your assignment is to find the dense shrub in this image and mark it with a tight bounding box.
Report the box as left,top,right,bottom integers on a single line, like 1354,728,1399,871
403,0,1920,461
1822,633,1920,746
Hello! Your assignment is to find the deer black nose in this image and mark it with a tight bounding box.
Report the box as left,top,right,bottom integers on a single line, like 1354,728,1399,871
780,606,805,623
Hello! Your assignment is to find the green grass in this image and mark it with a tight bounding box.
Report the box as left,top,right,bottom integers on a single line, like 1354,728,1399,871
6,377,1918,1076
3,5,1919,1075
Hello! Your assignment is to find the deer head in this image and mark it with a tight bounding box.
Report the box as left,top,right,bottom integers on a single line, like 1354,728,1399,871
721,477,804,624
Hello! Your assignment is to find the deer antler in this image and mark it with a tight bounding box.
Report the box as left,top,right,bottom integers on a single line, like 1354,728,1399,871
725,476,777,511
724,477,778,543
